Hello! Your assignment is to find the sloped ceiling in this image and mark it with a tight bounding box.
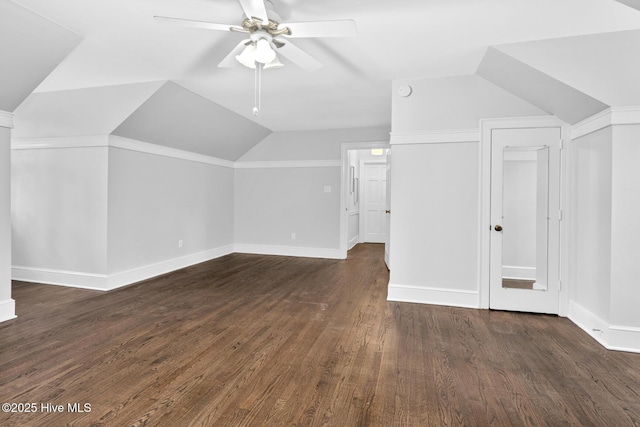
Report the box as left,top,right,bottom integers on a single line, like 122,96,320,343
239,127,390,161
0,0,81,112
112,81,271,161
8,0,640,131
476,47,609,125
616,0,640,11
12,82,164,138
488,30,640,108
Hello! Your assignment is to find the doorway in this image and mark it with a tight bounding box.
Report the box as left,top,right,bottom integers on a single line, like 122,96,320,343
339,142,390,261
480,118,568,314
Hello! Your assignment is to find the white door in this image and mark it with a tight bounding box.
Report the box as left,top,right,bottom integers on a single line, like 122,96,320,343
384,151,391,269
363,163,387,243
489,127,561,314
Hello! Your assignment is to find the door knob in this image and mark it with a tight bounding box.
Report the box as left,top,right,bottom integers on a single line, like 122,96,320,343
385,210,391,214
494,224,503,231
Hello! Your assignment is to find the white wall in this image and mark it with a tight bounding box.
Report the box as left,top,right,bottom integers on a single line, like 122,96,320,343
12,143,109,279
0,124,14,321
235,128,389,258
392,75,547,133
389,73,549,308
610,124,640,328
388,142,480,307
569,127,612,323
11,137,236,290
567,115,640,352
107,146,235,277
234,166,341,257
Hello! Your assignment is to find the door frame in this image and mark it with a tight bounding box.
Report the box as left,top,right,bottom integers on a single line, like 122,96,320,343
478,116,571,316
339,141,390,259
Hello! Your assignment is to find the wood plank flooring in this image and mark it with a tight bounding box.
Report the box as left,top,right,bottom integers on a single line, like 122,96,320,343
1,244,639,426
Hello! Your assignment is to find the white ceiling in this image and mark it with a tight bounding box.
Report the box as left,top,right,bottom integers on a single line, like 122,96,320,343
12,0,640,131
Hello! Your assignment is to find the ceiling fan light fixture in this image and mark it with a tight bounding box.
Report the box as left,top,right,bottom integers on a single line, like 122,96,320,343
235,43,257,68
263,55,284,69
254,38,276,64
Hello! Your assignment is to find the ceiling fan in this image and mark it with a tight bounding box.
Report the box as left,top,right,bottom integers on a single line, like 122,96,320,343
154,0,357,72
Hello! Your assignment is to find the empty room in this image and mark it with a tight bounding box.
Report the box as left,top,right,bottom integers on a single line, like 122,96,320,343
2,0,640,425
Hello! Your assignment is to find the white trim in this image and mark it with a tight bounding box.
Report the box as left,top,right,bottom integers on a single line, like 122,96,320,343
0,111,14,129
611,105,640,124
609,324,640,354
387,283,479,309
12,266,109,290
12,244,235,291
480,115,559,129
570,109,611,140
348,211,359,250
568,301,640,354
11,135,236,168
9,136,363,170
571,106,640,140
106,244,234,290
234,160,341,169
234,244,342,260
109,135,235,169
0,299,16,323
12,135,108,150
390,128,479,145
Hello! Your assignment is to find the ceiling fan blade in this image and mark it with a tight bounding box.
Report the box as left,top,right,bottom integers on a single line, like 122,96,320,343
281,20,357,38
154,15,241,32
218,39,251,68
238,0,269,23
277,40,322,72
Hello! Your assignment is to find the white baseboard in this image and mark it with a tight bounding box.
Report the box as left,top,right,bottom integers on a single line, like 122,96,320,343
12,266,109,290
568,301,640,354
0,299,16,322
348,236,359,250
12,244,235,292
387,283,480,309
12,244,340,291
234,244,342,259
106,245,235,290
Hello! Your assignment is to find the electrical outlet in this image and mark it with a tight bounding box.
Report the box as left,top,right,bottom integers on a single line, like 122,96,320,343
178,239,183,248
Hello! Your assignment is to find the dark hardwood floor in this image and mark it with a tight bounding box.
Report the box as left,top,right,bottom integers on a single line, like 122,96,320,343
1,244,639,426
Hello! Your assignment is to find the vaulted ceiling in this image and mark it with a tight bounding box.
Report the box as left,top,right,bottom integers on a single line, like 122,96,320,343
4,0,640,142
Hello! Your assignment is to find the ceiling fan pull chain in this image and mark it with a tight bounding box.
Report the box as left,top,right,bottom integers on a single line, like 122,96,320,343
253,61,263,117
258,62,263,115
253,61,259,116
